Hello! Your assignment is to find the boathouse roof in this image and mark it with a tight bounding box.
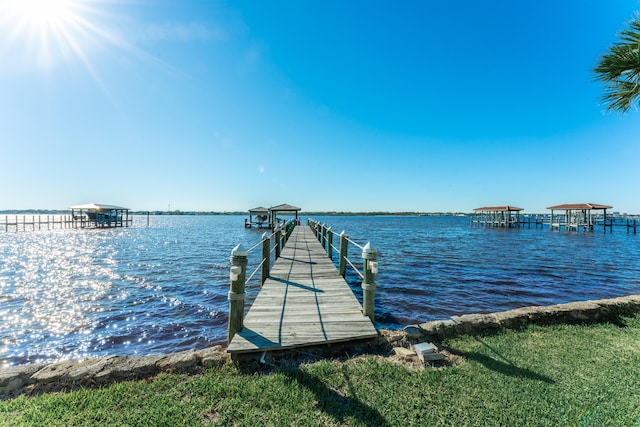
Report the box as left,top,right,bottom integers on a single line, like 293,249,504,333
473,205,523,212
248,207,269,214
269,203,301,212
546,203,612,210
70,203,129,211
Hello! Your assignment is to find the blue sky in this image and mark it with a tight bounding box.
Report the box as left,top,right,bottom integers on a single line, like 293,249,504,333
1,0,640,213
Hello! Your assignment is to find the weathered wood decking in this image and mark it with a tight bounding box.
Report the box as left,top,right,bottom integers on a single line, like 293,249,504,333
227,225,377,354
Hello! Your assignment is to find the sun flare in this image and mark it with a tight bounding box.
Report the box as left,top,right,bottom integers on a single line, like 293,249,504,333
5,0,75,27
0,0,95,70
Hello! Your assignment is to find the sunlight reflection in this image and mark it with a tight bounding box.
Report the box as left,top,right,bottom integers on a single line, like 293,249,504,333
0,231,118,365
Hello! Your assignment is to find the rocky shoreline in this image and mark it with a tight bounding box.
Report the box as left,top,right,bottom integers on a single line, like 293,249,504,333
2,294,639,399
416,294,640,338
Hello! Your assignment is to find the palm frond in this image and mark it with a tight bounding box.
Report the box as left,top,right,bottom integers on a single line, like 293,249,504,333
594,13,640,113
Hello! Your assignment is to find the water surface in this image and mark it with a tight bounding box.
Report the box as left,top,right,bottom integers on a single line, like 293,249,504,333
1,214,639,366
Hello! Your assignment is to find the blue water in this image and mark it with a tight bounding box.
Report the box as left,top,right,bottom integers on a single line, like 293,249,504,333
1,215,639,366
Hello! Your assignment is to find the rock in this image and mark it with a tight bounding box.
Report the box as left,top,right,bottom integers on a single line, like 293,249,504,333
65,357,117,382
197,346,227,368
392,347,415,357
31,361,78,384
156,350,199,371
0,363,45,396
403,325,423,339
417,319,456,337
93,355,165,383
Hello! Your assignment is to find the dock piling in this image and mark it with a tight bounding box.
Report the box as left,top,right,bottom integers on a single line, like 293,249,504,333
338,231,348,278
227,244,248,343
321,224,327,250
361,242,378,322
275,227,282,259
261,233,270,285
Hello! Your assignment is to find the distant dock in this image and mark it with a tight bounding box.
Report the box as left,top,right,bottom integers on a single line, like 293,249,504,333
1,214,134,232
2,214,75,232
471,203,639,233
2,203,133,232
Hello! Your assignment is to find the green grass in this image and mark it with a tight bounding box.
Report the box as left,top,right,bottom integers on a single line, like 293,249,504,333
1,314,640,426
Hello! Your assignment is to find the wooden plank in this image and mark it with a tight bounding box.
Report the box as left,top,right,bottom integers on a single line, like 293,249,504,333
227,225,377,354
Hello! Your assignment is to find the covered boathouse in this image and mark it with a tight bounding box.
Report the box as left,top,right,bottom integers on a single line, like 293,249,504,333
245,207,271,229
245,203,301,230
70,203,132,228
269,203,301,229
547,203,613,231
472,205,524,228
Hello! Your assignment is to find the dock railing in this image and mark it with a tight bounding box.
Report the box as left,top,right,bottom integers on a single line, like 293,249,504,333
306,218,378,322
227,219,296,343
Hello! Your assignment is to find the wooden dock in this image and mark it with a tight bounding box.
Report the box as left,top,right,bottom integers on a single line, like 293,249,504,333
227,225,378,354
2,214,133,232
3,214,76,232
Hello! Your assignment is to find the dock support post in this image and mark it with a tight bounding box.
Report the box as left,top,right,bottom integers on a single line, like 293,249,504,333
327,227,333,259
339,231,348,278
286,220,294,240
321,224,327,250
261,232,270,285
275,227,282,259
281,224,287,248
361,242,378,322
228,244,248,343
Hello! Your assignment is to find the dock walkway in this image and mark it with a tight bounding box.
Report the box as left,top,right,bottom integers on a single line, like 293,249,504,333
227,225,377,354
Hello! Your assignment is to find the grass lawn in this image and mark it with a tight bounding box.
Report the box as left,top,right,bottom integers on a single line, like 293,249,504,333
1,313,639,426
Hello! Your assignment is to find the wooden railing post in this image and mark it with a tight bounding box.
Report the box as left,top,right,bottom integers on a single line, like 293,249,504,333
327,227,333,259
321,224,327,249
275,227,282,259
361,242,378,322
339,231,348,278
281,224,287,248
261,232,270,285
228,244,248,343
282,224,288,246
286,220,294,239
